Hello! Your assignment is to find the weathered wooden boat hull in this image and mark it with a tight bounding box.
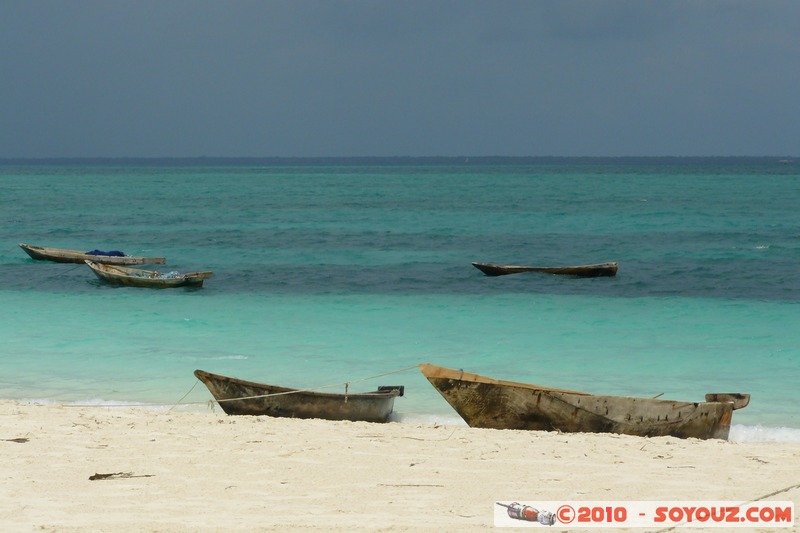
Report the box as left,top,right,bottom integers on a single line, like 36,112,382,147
472,261,618,277
19,243,165,265
419,363,748,440
85,260,212,288
194,370,403,423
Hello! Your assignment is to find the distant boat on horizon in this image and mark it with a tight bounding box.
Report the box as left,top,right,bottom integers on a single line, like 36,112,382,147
471,261,618,278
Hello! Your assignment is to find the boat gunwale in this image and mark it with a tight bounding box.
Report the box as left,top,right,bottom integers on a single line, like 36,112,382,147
418,363,745,405
194,369,404,400
472,261,618,271
418,363,590,396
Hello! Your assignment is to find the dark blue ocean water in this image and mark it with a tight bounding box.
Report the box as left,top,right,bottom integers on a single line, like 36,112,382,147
1,158,798,440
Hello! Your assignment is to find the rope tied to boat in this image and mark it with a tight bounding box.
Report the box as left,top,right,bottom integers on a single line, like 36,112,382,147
204,364,417,405
58,364,419,409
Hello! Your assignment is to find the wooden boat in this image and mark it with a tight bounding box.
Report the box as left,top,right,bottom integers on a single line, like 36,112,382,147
194,369,404,423
85,260,212,288
419,363,749,440
19,243,165,265
471,261,618,277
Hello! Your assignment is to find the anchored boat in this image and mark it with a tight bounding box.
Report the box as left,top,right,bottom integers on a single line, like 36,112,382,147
471,261,618,277
19,243,165,265
85,260,212,288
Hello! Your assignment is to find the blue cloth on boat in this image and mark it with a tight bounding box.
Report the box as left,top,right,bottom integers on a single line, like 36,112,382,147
85,249,126,257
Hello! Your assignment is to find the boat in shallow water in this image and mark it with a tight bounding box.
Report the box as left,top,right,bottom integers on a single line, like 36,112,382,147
194,369,404,423
419,363,749,440
85,260,212,288
471,261,618,277
19,243,165,265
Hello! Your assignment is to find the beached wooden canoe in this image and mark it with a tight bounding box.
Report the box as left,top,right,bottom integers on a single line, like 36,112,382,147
194,369,404,423
471,261,618,277
85,260,212,288
419,363,749,440
19,243,165,265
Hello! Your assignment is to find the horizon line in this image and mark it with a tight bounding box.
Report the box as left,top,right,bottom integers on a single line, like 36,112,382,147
0,155,795,167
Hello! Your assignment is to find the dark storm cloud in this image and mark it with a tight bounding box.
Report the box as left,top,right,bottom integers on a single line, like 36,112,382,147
1,1,798,157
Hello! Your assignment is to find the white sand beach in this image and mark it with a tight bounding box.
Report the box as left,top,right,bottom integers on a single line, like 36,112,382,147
1,401,798,532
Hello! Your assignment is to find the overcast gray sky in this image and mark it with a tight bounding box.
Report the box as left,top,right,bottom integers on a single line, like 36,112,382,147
2,1,798,158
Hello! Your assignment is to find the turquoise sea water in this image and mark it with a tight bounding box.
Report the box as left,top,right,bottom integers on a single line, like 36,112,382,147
2,159,798,441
